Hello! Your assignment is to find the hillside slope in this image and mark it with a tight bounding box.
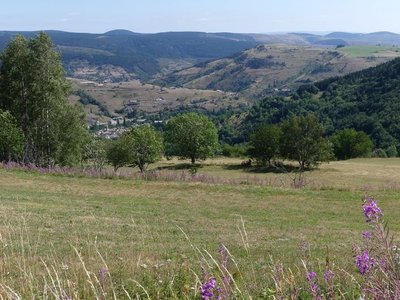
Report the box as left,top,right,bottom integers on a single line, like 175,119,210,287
0,30,259,81
241,57,400,147
159,45,400,97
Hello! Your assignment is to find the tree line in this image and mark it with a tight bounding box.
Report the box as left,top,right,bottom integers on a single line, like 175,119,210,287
247,116,376,170
94,113,376,174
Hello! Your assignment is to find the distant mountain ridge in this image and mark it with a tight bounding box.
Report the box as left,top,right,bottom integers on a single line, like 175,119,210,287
104,29,140,36
1,30,400,82
249,31,400,47
296,31,400,46
0,30,259,80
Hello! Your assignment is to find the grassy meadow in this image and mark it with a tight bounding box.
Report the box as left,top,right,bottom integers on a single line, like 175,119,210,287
1,158,400,298
338,45,400,58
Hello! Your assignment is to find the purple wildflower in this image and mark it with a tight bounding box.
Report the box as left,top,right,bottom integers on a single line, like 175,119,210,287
306,271,322,300
218,244,231,298
362,231,372,239
219,244,228,267
362,196,383,222
324,269,335,297
307,271,317,282
97,267,108,290
323,269,334,283
201,277,217,300
299,240,308,255
356,250,375,275
378,258,387,271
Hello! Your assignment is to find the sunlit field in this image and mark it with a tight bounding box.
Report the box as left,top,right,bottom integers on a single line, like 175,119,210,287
1,158,400,298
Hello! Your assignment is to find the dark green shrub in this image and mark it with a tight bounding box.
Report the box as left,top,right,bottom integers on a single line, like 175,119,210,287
385,145,398,158
330,129,373,160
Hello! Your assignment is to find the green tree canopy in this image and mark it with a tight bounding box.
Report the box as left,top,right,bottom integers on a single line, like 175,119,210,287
125,126,163,172
330,128,374,160
164,113,219,164
106,137,131,172
81,137,108,171
248,124,281,166
0,33,88,166
0,110,24,162
280,114,333,170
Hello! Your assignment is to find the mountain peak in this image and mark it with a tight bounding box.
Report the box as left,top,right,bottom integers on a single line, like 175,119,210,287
104,29,139,36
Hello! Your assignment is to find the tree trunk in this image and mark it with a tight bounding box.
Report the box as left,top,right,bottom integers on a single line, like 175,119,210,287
138,161,146,173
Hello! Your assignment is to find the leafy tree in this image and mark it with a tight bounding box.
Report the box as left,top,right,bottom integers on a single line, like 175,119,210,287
0,110,24,162
248,124,281,166
106,137,131,172
280,114,332,170
125,126,163,172
81,137,108,171
56,105,90,167
0,33,88,166
297,83,319,97
330,128,373,160
164,113,219,164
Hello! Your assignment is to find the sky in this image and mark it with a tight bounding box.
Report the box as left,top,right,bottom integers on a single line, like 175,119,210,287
1,0,399,34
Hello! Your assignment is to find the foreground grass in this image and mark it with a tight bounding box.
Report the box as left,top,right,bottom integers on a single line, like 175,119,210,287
1,159,400,298
156,157,400,190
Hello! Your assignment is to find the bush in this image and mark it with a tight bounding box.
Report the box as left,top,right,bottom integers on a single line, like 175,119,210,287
221,144,248,158
385,145,398,157
372,148,388,158
330,129,373,160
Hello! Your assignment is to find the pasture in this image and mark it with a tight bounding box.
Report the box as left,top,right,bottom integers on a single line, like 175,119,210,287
338,45,400,58
1,158,400,298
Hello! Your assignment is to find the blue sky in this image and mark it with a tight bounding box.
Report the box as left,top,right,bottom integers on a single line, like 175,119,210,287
1,0,399,33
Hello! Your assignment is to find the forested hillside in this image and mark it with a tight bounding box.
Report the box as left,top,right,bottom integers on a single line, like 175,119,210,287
240,57,400,148
0,31,259,80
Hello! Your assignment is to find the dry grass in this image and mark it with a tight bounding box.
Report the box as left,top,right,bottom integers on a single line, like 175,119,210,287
1,158,400,298
153,157,400,191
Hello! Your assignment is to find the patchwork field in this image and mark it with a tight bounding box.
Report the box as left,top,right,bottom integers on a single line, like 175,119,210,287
1,158,400,298
69,79,247,124
338,45,400,58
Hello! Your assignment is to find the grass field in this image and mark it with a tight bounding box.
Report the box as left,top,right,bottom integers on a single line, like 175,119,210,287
1,158,400,298
338,45,400,58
